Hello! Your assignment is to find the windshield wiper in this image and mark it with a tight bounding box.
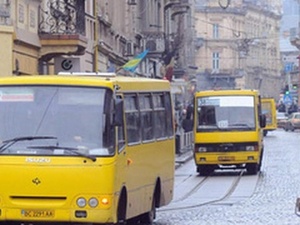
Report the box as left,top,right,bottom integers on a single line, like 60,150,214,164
27,145,97,162
0,136,57,153
228,123,253,130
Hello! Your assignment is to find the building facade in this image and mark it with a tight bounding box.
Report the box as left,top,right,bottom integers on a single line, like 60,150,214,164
283,0,300,106
0,0,196,107
194,0,282,99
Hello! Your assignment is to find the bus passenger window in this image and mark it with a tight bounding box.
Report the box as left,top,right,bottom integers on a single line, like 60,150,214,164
153,93,167,139
116,96,125,152
164,93,174,137
124,95,141,144
139,94,154,142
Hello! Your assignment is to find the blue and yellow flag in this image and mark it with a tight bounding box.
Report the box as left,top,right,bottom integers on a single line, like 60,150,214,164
122,49,149,72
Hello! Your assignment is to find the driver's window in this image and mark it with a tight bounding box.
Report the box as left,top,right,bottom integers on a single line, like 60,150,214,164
116,95,125,152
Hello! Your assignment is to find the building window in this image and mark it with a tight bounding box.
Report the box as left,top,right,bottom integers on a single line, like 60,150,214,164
29,9,35,28
18,4,24,23
212,52,220,70
213,24,219,39
124,94,141,144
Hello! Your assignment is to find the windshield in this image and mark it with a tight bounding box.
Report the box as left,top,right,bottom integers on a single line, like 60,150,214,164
197,95,256,131
0,86,114,156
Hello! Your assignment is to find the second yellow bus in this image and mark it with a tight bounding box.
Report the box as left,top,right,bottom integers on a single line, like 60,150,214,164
193,89,266,175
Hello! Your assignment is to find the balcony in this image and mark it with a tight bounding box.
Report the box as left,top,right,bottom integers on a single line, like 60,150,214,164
38,0,87,61
0,2,10,25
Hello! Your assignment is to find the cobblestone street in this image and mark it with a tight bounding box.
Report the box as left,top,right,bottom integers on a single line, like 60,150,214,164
156,130,300,225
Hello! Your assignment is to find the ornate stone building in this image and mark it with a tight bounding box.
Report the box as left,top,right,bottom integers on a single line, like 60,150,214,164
0,0,197,109
194,0,282,99
0,0,195,77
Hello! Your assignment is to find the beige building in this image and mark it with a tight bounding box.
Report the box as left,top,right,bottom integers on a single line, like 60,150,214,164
194,0,282,99
0,0,195,76
0,0,88,75
0,0,196,108
0,0,41,75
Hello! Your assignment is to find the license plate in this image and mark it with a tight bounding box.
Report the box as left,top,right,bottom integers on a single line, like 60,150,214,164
21,209,54,218
218,156,234,161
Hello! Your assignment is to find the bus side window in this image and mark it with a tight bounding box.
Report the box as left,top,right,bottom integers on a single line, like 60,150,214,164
153,93,167,139
115,96,125,152
124,94,141,144
139,94,154,142
164,92,174,137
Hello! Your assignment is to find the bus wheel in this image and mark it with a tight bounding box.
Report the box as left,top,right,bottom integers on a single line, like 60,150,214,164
263,130,268,136
140,196,156,225
198,165,214,176
258,149,264,171
116,192,127,225
246,163,258,175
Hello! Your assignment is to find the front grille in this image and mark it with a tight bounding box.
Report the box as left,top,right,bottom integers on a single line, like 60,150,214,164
196,142,257,152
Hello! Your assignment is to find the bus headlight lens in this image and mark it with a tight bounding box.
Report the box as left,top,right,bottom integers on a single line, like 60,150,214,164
246,146,255,151
197,147,207,152
76,197,87,208
88,198,99,208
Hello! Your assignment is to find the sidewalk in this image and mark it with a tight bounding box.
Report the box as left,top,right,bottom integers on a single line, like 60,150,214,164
175,150,193,169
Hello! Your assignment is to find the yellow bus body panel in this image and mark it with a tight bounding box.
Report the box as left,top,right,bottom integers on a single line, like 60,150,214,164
194,131,261,165
0,74,175,224
0,157,116,222
262,98,277,131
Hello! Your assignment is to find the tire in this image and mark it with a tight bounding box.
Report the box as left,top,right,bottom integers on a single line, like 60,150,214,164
290,123,295,132
263,130,268,136
198,165,214,176
258,149,264,171
116,192,127,225
284,125,288,131
246,163,258,175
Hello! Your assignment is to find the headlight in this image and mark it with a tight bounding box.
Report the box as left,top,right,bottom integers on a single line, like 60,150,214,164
245,146,255,151
76,197,87,208
88,197,99,208
197,147,207,152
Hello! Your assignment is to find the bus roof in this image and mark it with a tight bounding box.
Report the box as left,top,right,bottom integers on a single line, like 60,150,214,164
0,74,171,92
195,89,259,97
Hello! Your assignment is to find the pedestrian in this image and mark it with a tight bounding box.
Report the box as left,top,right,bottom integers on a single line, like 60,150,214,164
182,109,193,132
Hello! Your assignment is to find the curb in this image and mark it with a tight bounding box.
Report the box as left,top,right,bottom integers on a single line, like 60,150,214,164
175,150,193,169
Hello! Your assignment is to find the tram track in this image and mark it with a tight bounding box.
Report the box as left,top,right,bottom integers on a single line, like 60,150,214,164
158,170,247,212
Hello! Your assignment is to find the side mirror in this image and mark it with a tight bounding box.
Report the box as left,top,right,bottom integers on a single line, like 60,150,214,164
260,114,266,128
114,98,123,126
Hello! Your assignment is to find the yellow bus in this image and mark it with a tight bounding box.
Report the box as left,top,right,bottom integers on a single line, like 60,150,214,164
193,89,266,175
262,98,277,136
0,73,175,224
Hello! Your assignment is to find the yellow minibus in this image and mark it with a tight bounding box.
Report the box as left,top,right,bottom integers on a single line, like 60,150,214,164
193,89,266,175
262,98,277,136
0,73,175,224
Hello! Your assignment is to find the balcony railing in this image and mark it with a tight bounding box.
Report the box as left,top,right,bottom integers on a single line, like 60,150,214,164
0,2,10,25
38,0,85,35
